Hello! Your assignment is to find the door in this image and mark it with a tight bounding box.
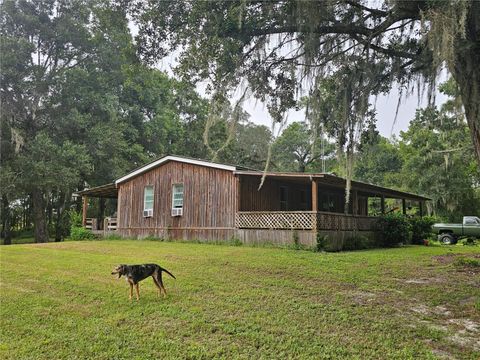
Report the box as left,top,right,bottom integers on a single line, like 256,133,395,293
463,217,480,237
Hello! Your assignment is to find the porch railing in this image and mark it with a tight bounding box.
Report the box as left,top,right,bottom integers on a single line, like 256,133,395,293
236,211,317,230
235,211,377,231
84,217,117,232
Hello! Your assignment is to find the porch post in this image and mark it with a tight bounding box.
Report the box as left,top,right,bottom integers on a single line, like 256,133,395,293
419,201,424,217
311,179,318,211
82,196,88,227
402,198,407,215
311,179,318,231
380,195,385,214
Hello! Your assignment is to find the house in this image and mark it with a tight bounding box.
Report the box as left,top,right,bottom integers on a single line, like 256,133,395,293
76,155,430,247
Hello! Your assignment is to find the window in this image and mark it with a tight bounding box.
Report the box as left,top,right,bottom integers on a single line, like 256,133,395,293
172,184,184,209
280,186,288,211
143,186,154,211
465,217,480,225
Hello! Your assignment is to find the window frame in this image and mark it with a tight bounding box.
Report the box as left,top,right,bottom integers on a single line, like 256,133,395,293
143,185,154,212
172,183,184,209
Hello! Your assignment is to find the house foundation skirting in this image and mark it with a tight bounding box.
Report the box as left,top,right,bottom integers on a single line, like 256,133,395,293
235,229,377,249
118,227,235,241
117,227,377,248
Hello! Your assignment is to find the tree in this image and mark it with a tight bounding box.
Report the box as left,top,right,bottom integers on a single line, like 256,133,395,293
1,0,100,242
394,78,480,220
272,122,334,172
224,121,272,170
130,0,480,165
353,126,403,187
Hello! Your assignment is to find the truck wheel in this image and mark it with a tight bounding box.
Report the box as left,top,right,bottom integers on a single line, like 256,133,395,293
439,233,455,245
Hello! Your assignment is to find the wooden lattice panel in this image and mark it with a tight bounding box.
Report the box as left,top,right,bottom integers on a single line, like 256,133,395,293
236,212,316,230
236,212,378,231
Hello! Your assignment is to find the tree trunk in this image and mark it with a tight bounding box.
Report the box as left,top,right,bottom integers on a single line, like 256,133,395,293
1,195,12,245
452,1,480,164
55,192,65,242
98,198,105,230
32,189,49,243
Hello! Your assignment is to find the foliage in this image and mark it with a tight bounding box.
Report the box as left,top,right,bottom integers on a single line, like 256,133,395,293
410,216,436,245
272,122,334,172
320,233,377,252
353,126,403,187
292,230,300,250
130,0,480,169
398,103,480,221
315,233,327,252
69,226,95,241
453,256,480,268
375,213,411,247
69,211,83,228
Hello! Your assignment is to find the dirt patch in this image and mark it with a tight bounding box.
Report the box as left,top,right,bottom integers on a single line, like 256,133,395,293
404,277,444,285
410,303,480,352
448,319,479,333
433,253,480,265
348,290,377,305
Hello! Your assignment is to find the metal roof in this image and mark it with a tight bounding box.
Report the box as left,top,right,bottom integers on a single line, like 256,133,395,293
75,155,430,201
115,155,238,185
75,183,118,198
234,171,431,201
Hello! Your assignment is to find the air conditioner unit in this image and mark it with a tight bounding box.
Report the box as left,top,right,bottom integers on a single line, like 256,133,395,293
143,209,153,218
171,208,183,217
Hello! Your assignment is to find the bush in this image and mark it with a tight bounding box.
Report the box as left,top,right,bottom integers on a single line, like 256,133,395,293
69,226,95,240
315,233,327,252
228,237,243,246
69,211,83,228
292,230,300,250
410,216,436,244
375,213,411,247
342,235,376,251
454,256,480,268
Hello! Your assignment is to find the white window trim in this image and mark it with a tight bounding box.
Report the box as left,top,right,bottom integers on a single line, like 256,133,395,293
172,183,184,209
143,185,154,212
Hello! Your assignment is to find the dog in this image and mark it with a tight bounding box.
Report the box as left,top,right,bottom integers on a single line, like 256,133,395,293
111,264,176,300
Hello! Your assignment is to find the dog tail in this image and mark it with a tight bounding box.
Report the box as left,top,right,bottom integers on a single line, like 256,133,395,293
161,267,176,279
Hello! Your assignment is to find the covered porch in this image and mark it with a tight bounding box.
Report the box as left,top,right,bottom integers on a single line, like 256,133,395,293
76,183,118,235
234,171,430,232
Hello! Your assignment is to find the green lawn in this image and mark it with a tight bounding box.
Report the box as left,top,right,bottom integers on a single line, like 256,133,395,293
1,241,479,359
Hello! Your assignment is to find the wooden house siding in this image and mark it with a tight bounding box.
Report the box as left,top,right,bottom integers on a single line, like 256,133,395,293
117,161,238,239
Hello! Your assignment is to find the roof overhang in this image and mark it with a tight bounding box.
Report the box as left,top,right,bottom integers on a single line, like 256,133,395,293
115,155,237,185
74,183,118,198
235,171,431,201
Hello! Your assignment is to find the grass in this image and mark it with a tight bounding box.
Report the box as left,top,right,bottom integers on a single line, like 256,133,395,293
1,240,479,359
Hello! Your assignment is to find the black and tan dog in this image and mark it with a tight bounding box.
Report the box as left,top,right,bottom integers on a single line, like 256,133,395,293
111,264,175,300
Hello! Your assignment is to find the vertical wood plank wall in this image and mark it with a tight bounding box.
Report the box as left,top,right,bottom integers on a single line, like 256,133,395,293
117,161,238,240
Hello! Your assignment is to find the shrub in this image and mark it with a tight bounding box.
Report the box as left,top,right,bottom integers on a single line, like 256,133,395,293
410,216,436,244
375,213,411,247
315,233,327,252
454,256,480,268
343,235,376,251
103,233,123,240
69,211,83,228
229,237,243,246
292,230,300,250
69,226,95,240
